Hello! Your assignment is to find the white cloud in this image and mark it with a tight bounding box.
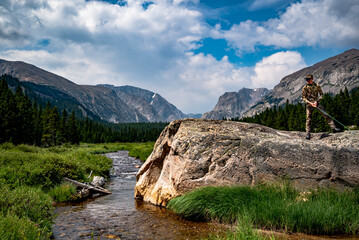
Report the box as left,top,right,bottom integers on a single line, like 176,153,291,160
217,0,359,53
251,51,307,89
0,0,355,114
249,0,286,11
0,0,206,83
164,52,253,112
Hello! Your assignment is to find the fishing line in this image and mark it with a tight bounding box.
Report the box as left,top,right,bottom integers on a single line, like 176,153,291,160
315,107,351,131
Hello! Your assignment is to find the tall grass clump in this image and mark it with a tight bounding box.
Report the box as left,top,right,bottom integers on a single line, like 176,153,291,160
167,183,359,235
48,183,77,202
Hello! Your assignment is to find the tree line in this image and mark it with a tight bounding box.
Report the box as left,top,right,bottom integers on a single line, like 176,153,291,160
236,87,359,132
0,77,167,146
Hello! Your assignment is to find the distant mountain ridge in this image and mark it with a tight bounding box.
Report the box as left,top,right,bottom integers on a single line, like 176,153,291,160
243,49,359,117
99,84,187,122
0,59,186,123
202,88,270,120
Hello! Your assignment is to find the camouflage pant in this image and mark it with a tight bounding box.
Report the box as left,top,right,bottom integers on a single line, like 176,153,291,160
306,103,336,134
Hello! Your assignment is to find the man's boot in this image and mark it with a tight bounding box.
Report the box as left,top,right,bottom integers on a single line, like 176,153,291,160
333,128,342,133
305,133,311,140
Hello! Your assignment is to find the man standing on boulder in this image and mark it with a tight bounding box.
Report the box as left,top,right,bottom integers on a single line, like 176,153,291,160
302,74,340,140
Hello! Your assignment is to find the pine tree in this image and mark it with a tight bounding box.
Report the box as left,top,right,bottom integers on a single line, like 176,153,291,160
42,103,60,146
60,109,69,143
14,86,34,144
0,78,17,143
68,111,79,145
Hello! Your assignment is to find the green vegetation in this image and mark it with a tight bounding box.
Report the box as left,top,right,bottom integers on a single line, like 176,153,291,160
208,215,277,240
0,143,113,190
0,185,54,239
237,87,359,132
167,183,359,236
0,142,154,239
47,183,77,203
114,142,155,161
0,75,167,146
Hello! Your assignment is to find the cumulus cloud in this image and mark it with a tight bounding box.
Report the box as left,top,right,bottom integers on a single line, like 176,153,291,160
0,0,206,83
217,0,359,52
0,0,356,113
166,53,253,112
251,51,307,89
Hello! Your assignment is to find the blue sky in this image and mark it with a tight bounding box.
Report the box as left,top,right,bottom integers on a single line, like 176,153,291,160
0,0,358,114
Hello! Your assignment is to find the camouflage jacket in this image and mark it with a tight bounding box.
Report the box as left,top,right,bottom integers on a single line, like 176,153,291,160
302,82,323,106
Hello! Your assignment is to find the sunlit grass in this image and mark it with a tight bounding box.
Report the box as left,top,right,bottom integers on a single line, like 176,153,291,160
168,183,359,236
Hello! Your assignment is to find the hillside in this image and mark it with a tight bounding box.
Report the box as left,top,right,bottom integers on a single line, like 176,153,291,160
0,59,186,123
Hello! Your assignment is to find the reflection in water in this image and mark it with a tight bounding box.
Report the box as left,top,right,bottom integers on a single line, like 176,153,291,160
52,151,225,240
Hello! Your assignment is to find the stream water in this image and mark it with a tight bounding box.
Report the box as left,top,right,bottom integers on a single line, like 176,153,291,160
52,151,359,240
52,151,226,240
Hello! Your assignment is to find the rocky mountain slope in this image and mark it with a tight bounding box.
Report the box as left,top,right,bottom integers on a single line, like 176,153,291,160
0,59,186,123
135,119,359,206
100,85,187,122
244,49,359,117
202,88,270,120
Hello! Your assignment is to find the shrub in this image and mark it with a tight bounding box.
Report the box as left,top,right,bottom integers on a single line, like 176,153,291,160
48,182,77,202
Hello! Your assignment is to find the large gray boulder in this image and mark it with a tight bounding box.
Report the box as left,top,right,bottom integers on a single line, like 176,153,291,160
134,119,359,206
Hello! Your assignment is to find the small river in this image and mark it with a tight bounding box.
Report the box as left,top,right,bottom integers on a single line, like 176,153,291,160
52,151,226,240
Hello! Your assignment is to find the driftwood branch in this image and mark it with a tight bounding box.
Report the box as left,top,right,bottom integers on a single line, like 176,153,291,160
64,177,111,195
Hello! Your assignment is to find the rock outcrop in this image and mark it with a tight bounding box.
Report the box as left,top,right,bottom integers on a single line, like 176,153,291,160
134,119,359,206
202,88,270,120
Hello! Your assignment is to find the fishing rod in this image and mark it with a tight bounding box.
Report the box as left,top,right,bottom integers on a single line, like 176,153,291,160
315,106,351,131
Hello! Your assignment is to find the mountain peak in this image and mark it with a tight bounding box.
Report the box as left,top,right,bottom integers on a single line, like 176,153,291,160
202,88,270,120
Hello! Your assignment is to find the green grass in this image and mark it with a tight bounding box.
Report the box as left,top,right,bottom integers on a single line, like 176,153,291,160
0,185,53,239
208,214,277,240
0,143,113,190
47,182,77,203
167,183,359,236
80,142,155,161
0,142,154,239
113,142,155,161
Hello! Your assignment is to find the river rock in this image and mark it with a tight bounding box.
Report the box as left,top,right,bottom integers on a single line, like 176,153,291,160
92,176,106,187
134,119,359,207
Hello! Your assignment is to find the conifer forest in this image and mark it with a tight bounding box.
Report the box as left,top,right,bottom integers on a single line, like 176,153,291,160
0,76,167,146
237,87,359,132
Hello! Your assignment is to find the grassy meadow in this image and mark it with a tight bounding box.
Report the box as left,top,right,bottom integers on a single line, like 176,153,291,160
167,183,359,238
0,142,154,239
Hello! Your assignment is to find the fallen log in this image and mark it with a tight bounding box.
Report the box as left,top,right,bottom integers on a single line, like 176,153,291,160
64,177,111,195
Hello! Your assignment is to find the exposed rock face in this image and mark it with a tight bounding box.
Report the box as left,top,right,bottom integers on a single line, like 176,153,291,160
202,88,270,120
100,85,187,122
135,119,359,206
244,49,359,117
